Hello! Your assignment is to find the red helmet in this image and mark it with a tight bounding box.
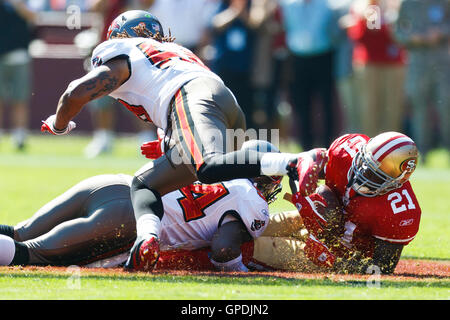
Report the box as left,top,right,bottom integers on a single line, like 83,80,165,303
106,10,164,41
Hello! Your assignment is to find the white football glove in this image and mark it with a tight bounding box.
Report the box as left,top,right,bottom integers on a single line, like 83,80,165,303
41,114,76,135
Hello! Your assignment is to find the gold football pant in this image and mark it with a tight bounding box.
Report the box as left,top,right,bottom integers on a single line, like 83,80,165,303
251,210,321,272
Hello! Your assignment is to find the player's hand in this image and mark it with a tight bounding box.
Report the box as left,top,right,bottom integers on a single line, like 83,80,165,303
140,128,165,159
304,234,336,268
291,192,328,238
287,148,327,196
141,141,163,159
41,115,76,135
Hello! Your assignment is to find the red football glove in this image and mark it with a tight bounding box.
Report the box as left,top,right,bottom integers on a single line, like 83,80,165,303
140,128,165,160
304,234,336,268
41,114,76,136
291,192,328,239
287,148,328,196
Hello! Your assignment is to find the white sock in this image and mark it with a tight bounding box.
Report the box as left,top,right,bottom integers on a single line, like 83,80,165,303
94,129,113,142
210,254,249,272
136,214,162,239
260,152,297,176
0,235,15,266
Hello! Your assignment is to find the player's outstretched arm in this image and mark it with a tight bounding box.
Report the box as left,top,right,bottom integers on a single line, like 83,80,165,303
333,239,404,275
46,57,130,133
210,213,253,272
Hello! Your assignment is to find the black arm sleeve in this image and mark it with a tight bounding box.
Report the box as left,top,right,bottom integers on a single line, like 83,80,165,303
371,238,404,274
210,211,253,263
333,238,404,275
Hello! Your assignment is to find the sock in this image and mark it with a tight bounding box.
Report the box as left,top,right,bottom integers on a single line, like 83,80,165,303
210,254,249,272
260,152,297,176
0,235,15,265
11,241,29,265
0,225,14,238
136,214,162,239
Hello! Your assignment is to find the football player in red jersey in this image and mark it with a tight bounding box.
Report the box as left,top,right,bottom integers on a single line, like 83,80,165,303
286,131,421,274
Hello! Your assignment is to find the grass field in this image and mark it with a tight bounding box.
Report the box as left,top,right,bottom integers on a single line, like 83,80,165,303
0,134,449,300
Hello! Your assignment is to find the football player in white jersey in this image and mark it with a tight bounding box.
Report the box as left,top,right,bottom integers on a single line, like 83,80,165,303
0,141,281,272
40,10,318,272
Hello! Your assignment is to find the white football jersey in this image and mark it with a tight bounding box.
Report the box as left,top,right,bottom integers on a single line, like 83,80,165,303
90,38,223,129
159,179,270,251
84,177,269,268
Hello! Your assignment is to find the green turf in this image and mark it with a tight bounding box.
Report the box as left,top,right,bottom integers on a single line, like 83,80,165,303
0,270,449,300
0,134,449,300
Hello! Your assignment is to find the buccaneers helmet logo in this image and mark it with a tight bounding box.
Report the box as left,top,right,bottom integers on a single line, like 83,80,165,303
251,219,266,231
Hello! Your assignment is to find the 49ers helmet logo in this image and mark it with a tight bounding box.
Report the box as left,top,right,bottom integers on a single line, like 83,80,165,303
400,158,416,173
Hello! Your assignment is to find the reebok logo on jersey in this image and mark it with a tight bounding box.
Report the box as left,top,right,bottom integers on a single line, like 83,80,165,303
251,219,265,231
399,219,414,227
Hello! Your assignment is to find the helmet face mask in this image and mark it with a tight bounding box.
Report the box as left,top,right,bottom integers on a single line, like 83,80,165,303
252,175,283,204
350,145,403,197
349,132,419,197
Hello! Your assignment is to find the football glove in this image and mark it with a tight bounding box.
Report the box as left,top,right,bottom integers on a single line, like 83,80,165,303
41,114,76,135
304,234,336,268
140,128,165,160
291,192,328,239
287,148,328,196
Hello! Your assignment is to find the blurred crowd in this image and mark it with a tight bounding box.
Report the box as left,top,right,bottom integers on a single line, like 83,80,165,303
0,0,449,160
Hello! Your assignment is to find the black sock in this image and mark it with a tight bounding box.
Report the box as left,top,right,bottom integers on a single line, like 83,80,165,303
0,225,14,239
11,241,29,266
131,177,164,221
196,150,262,184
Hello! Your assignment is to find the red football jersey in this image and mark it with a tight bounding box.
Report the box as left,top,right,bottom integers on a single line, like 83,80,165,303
324,134,422,258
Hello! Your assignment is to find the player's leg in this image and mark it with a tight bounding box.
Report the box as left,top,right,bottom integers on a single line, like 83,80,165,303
2,175,135,266
10,59,31,150
262,210,305,238
0,176,103,242
84,96,117,158
12,175,126,242
125,147,198,271
170,77,298,184
252,236,320,272
25,195,135,266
